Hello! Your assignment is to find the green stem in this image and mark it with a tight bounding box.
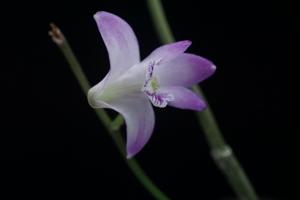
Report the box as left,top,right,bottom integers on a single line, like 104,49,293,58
146,1,258,199
110,115,124,131
49,23,170,200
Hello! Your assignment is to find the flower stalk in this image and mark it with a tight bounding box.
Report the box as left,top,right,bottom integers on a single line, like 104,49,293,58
49,23,170,200
146,0,259,199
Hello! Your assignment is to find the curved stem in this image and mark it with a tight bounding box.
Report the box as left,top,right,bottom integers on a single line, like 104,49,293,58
146,1,258,199
49,23,170,200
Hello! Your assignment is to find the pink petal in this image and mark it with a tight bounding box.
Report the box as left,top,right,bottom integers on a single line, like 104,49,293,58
142,40,191,65
94,11,140,79
156,53,216,87
160,86,207,111
89,92,155,158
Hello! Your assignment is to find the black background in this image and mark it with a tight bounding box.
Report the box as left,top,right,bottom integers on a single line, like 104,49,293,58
1,0,299,199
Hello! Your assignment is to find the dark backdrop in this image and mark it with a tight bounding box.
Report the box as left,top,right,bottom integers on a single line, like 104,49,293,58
1,0,299,199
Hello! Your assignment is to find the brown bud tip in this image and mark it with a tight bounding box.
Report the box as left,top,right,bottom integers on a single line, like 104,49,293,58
49,23,65,45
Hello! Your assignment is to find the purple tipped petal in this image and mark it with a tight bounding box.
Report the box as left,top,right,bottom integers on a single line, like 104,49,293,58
125,98,155,158
160,86,207,111
113,95,155,158
156,53,216,87
142,40,191,65
94,11,140,79
89,91,155,158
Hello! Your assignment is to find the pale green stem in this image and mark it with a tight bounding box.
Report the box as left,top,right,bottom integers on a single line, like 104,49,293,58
49,23,170,200
110,115,124,131
146,1,259,199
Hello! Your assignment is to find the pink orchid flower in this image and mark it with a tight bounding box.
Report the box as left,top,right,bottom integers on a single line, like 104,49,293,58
88,11,216,158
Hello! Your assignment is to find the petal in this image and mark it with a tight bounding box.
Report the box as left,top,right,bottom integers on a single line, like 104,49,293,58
124,99,154,158
156,53,216,87
89,91,155,158
142,40,191,65
87,75,111,109
160,86,207,111
144,90,174,108
94,11,140,79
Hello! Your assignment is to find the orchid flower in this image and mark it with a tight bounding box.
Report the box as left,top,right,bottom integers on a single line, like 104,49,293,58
88,11,216,158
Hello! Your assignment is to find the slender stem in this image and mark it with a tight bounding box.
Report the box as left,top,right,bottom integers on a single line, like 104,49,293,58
49,23,170,200
146,0,174,43
110,115,124,131
146,1,258,199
